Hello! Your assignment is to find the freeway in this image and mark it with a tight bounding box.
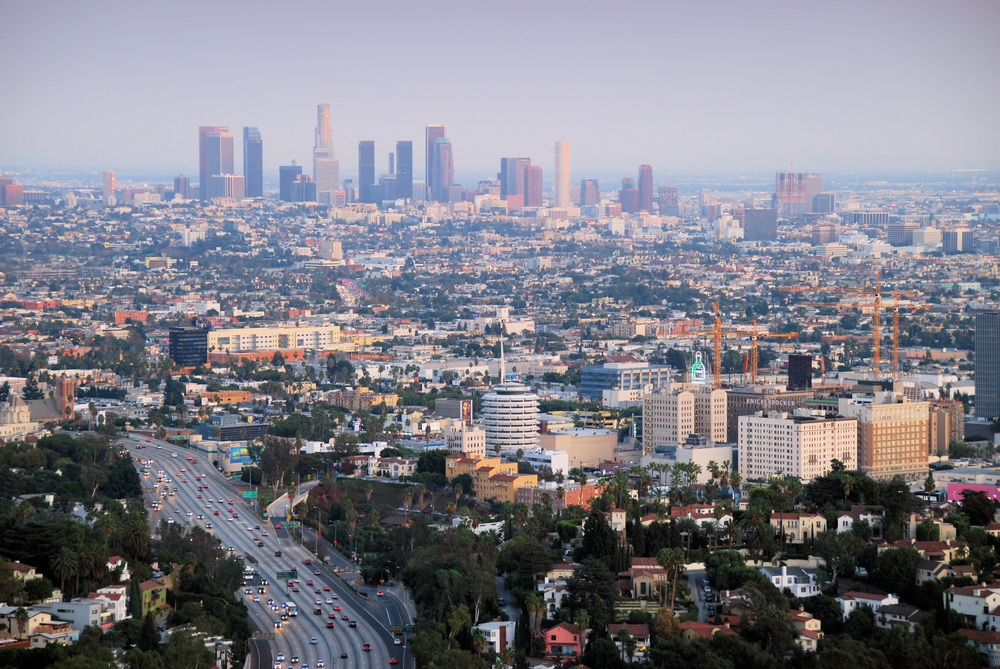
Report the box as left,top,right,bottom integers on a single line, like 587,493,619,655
124,435,405,669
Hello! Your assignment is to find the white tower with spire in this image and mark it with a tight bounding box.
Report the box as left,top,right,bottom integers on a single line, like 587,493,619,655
481,334,539,451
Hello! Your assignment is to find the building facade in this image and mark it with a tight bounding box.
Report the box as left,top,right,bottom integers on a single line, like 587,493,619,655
481,380,539,450
838,392,929,481
976,311,1000,421
738,410,858,482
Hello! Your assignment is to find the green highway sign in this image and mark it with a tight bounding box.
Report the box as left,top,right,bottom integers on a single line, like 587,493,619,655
403,624,415,632
285,521,300,527
277,571,297,580
242,491,258,498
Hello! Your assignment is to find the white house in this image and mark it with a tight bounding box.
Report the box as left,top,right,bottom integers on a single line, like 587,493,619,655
758,566,821,598
837,591,899,620
473,621,516,654
945,585,1000,630
539,581,571,616
88,585,129,623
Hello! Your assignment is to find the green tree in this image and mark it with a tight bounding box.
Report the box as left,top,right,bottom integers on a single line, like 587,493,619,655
961,490,997,526
22,576,54,602
22,374,44,400
581,507,617,568
871,546,921,598
138,612,159,652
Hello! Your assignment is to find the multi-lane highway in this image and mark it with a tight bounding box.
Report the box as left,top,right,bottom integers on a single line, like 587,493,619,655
123,435,407,669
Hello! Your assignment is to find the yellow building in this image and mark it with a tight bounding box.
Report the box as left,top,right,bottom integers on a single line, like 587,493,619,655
444,453,527,501
479,473,538,503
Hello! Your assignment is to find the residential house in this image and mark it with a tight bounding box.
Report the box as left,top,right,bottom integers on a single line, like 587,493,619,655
881,539,968,562
679,621,737,641
945,584,1000,630
669,504,733,530
544,622,588,661
876,603,927,633
106,556,130,583
87,585,129,625
28,620,76,648
985,523,1000,539
375,457,418,479
916,559,975,585
619,557,668,600
539,581,570,617
33,599,102,632
770,513,827,544
608,623,650,661
905,513,957,541
959,629,1000,667
759,565,821,598
473,621,516,654
138,575,174,618
8,561,36,582
0,605,52,639
791,609,823,652
837,591,900,620
545,564,581,583
837,505,885,536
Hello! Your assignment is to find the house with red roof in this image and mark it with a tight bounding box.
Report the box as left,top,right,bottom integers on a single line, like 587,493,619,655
679,620,737,641
837,591,899,620
959,629,1000,667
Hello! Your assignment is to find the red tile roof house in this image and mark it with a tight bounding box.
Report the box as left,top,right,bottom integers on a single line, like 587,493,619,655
679,621,737,641
544,622,589,661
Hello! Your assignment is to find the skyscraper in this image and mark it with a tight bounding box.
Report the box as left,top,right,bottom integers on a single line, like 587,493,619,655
173,175,190,200
430,138,454,202
396,141,413,200
580,179,600,207
313,104,339,204
500,157,530,199
279,164,302,202
358,141,376,203
638,164,653,212
102,171,115,206
242,127,263,198
619,176,639,213
743,208,778,241
787,354,813,391
554,141,570,208
976,311,1000,421
198,125,227,203
202,129,235,201
658,186,679,216
523,165,543,207
425,124,446,199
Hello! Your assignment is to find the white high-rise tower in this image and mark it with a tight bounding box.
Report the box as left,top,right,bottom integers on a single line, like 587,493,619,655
481,337,539,451
313,103,340,205
554,141,570,208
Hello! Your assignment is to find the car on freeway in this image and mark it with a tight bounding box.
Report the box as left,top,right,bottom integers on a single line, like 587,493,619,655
394,639,402,645
376,591,384,596
362,644,371,651
341,614,349,620
276,654,285,662
340,653,347,659
290,657,298,664
326,622,334,628
317,661,325,668
349,621,357,627
333,606,341,611
310,638,318,645
390,659,398,665
304,559,312,566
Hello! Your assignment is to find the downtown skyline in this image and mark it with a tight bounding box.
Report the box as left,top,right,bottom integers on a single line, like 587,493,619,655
2,0,999,177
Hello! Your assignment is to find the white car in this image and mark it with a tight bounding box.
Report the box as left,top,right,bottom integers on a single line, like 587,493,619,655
310,638,318,645
276,653,285,661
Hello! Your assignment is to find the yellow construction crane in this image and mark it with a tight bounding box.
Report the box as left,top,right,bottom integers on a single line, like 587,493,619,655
712,300,797,385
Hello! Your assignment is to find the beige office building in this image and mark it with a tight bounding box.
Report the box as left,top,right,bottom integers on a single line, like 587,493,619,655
208,325,342,353
642,385,727,450
738,410,858,482
838,392,929,481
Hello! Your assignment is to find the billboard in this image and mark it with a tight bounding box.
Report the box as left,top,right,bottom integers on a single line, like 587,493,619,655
229,444,252,465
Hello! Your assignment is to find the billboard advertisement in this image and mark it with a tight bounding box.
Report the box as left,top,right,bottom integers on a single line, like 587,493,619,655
229,444,251,465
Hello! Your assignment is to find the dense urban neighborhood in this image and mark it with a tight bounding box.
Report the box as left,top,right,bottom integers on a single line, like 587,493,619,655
0,162,997,669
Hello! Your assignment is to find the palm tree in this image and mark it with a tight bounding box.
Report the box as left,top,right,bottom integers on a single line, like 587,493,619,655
676,517,699,560
656,547,686,612
555,486,565,517
14,607,28,638
525,591,545,634
51,548,77,595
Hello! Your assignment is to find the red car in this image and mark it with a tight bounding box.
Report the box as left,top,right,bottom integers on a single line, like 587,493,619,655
304,560,312,566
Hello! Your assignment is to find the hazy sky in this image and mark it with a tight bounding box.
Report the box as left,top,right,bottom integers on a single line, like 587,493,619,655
2,0,999,184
